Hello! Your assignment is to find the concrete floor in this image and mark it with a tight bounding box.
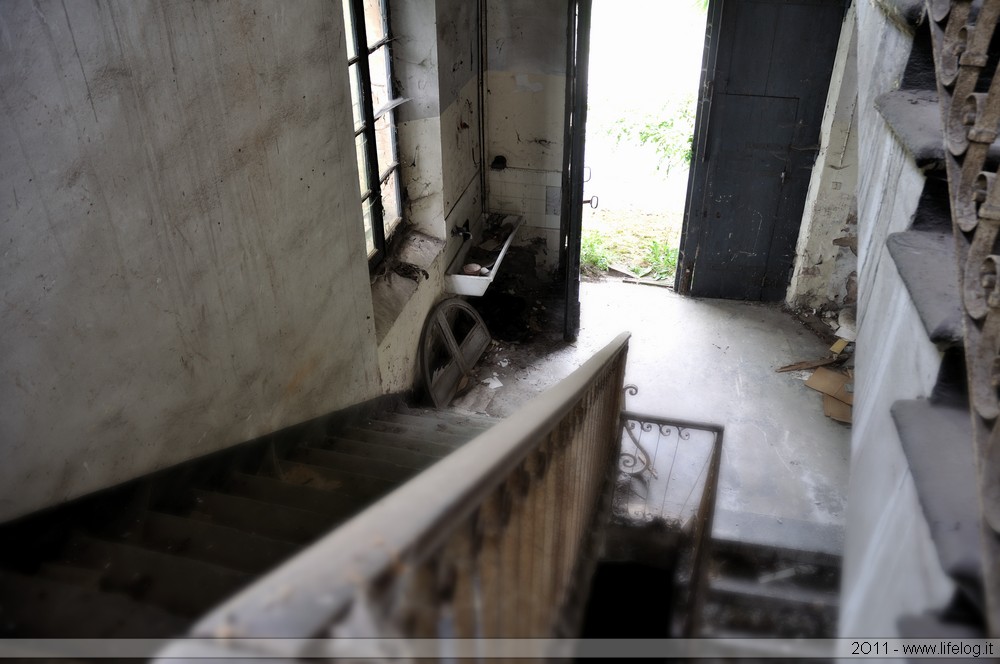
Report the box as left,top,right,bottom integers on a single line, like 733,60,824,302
457,280,850,556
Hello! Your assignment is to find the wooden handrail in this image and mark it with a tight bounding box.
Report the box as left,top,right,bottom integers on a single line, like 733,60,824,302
172,332,631,643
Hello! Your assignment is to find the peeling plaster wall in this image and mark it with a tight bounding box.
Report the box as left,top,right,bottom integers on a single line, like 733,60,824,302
485,0,567,264
374,182,481,394
378,0,484,394
393,0,483,238
839,1,953,637
0,1,381,522
787,6,859,312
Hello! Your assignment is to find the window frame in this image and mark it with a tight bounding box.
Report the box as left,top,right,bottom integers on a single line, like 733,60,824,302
344,0,404,270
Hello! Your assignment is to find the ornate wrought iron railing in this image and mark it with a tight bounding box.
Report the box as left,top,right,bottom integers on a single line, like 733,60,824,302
156,332,631,659
927,0,1000,634
613,397,724,637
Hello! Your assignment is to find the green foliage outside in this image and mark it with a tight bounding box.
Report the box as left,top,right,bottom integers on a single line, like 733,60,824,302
638,240,680,280
608,93,698,175
581,232,611,272
580,229,680,282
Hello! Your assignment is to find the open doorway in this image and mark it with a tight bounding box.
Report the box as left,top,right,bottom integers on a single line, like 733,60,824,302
581,0,707,283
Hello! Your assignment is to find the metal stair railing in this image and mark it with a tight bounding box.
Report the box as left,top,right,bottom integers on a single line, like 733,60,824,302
156,332,632,659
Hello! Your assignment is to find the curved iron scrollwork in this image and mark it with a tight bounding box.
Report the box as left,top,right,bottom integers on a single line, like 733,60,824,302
928,0,1000,633
620,417,657,477
619,384,655,477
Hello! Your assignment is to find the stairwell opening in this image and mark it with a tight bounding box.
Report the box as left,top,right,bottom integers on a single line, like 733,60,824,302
579,560,678,638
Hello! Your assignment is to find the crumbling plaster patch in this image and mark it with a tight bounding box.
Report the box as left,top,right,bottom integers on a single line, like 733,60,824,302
787,4,859,312
379,0,486,393
485,71,566,173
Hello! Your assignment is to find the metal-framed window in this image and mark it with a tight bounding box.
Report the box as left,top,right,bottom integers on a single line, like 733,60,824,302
343,0,404,267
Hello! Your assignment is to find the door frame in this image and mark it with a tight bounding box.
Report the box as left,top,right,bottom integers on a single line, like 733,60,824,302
560,0,593,342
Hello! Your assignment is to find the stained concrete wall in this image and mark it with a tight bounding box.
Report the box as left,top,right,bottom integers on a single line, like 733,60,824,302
787,4,859,312
485,0,568,264
0,1,382,522
840,1,954,636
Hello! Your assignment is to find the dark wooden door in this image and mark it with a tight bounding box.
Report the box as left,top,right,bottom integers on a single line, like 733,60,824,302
677,0,847,300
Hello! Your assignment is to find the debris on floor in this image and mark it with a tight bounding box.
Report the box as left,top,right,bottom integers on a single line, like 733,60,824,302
482,375,503,389
790,308,841,345
779,335,854,424
805,367,854,424
829,338,849,355
776,357,840,373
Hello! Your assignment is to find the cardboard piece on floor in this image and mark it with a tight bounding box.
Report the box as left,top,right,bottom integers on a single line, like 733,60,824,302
830,338,849,355
823,394,853,423
806,367,854,405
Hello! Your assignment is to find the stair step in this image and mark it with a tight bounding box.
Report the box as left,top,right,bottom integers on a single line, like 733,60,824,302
710,542,841,586
58,534,250,617
697,624,835,658
189,490,336,544
141,512,297,574
275,460,391,502
289,448,413,485
353,420,471,448
886,231,963,346
709,576,839,611
873,0,925,33
386,408,496,432
702,592,836,639
324,436,445,469
0,569,187,638
35,562,103,588
225,473,362,520
339,425,466,453
712,509,844,568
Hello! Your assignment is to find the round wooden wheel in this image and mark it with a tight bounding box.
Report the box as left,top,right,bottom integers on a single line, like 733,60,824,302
420,298,492,408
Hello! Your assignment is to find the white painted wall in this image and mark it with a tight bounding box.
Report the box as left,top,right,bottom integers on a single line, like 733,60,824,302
0,1,382,522
485,0,568,262
840,0,954,636
787,4,859,312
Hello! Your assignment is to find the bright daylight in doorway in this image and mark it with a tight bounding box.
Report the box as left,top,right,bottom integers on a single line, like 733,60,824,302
582,0,707,281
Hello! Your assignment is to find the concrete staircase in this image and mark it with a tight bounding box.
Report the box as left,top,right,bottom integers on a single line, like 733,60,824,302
702,536,841,639
0,405,495,638
843,0,988,639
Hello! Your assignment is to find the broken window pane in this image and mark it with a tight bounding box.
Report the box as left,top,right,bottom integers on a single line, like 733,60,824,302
362,199,376,257
374,111,396,178
363,0,386,49
381,169,401,237
348,64,363,132
369,45,390,116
